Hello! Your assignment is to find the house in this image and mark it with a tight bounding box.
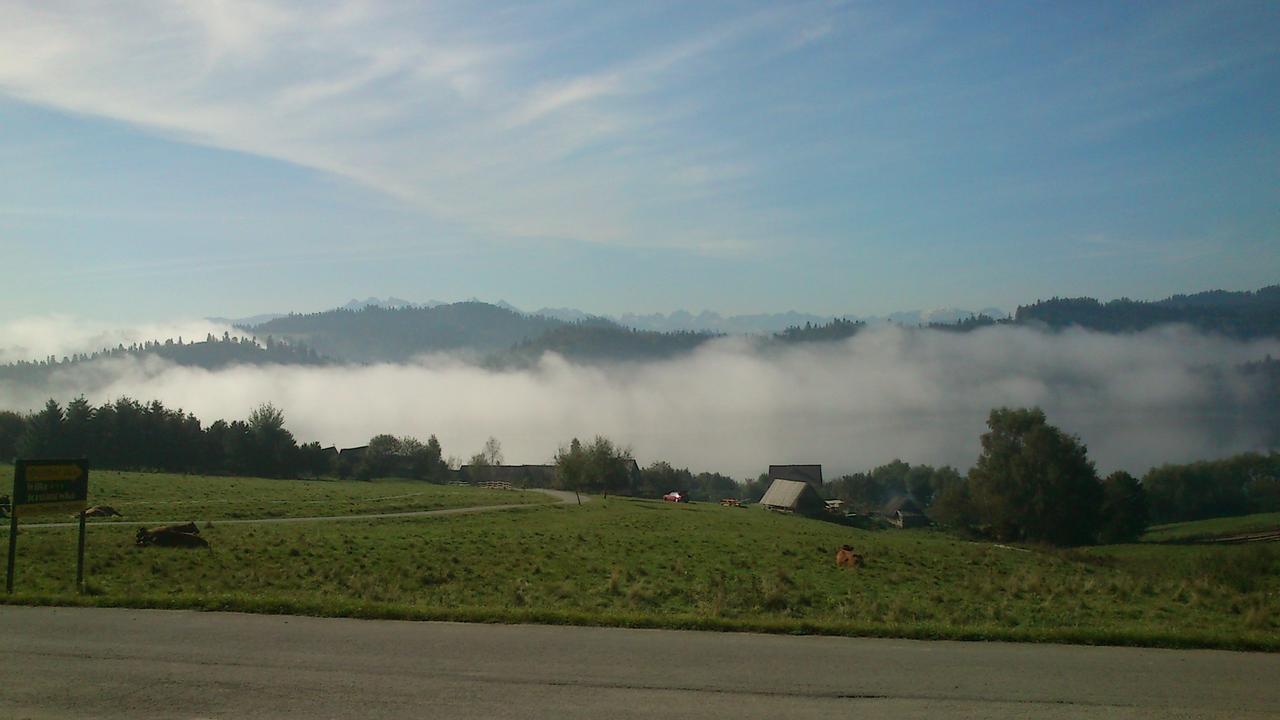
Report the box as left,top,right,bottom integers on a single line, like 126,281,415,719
767,464,823,490
883,496,929,528
824,499,845,515
759,479,826,516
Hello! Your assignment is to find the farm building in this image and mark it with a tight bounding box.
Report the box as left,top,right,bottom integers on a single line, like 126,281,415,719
337,445,368,463
459,464,558,488
768,464,823,490
883,496,929,528
759,479,826,516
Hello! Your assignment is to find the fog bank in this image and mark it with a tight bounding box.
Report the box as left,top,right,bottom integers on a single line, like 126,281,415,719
2,324,1276,478
0,315,245,364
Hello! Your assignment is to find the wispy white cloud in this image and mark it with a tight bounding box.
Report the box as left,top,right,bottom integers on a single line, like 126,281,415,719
0,1,836,253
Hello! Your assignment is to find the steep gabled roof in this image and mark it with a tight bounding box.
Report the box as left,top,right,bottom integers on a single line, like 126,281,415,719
759,479,824,515
768,464,823,489
883,495,925,516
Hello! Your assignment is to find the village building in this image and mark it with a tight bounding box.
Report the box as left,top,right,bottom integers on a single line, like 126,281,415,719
759,478,826,516
883,496,930,528
337,445,368,463
459,464,557,488
767,464,823,490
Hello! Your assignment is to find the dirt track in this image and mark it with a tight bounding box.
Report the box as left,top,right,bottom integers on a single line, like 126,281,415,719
17,488,586,530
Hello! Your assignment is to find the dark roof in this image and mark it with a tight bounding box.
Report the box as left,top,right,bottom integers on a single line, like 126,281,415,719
338,445,368,458
883,496,925,515
768,464,823,489
460,464,557,485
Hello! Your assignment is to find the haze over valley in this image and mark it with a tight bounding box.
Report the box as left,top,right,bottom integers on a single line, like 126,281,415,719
3,286,1276,479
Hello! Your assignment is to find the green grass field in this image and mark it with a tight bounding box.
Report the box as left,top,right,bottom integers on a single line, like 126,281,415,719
0,467,552,522
1143,512,1280,543
3,471,1277,651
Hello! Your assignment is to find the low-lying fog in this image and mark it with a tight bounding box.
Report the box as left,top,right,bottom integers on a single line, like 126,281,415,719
2,321,1276,478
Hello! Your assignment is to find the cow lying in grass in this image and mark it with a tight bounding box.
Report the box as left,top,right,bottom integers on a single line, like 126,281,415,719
835,545,864,569
79,506,123,519
136,522,209,549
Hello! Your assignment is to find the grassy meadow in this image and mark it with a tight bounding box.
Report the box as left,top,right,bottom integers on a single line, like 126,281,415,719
1142,512,1280,543
0,466,552,523
3,470,1278,651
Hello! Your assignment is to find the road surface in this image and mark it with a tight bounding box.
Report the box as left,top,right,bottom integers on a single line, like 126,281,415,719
2,606,1277,719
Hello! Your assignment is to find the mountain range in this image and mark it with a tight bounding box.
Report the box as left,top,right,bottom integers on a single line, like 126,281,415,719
215,299,1005,334
4,286,1275,378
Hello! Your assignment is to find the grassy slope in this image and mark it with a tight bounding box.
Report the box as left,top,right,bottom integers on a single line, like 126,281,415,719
0,467,551,523
1143,512,1280,543
3,484,1277,651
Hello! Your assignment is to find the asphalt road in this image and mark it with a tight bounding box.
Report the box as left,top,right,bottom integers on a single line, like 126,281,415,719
2,607,1277,719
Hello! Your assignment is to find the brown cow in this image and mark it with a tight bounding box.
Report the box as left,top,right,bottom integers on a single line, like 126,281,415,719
79,506,123,519
835,545,864,569
136,523,208,549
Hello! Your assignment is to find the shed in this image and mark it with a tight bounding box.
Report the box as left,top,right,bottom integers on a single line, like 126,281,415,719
759,479,826,516
883,496,929,528
768,464,823,490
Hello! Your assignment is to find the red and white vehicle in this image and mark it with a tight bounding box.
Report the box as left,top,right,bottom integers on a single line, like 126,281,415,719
662,491,684,503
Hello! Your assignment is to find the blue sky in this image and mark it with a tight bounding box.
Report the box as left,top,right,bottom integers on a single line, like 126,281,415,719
1,0,1277,322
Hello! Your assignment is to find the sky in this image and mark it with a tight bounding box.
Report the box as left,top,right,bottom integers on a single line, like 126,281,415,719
1,0,1277,322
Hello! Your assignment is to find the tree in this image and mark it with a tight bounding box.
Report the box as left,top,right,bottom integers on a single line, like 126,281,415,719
554,438,588,503
359,434,403,480
904,465,937,506
18,399,65,457
638,461,689,498
297,441,334,478
480,436,503,466
401,435,446,481
0,410,26,461
245,402,299,477
585,435,634,498
967,407,1102,546
926,476,972,527
1098,471,1148,543
424,435,446,481
63,396,95,457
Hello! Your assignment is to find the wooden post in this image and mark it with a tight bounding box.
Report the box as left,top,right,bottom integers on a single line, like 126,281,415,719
5,509,16,593
76,510,87,594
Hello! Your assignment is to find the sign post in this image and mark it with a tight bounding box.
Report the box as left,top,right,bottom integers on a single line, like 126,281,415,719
6,458,89,593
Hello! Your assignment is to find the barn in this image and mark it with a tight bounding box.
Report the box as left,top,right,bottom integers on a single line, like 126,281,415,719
759,479,826,516
767,464,823,490
460,464,558,488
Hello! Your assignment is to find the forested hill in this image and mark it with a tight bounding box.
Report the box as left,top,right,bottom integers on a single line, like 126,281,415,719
1015,286,1280,338
248,301,567,362
0,334,325,384
491,321,719,367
